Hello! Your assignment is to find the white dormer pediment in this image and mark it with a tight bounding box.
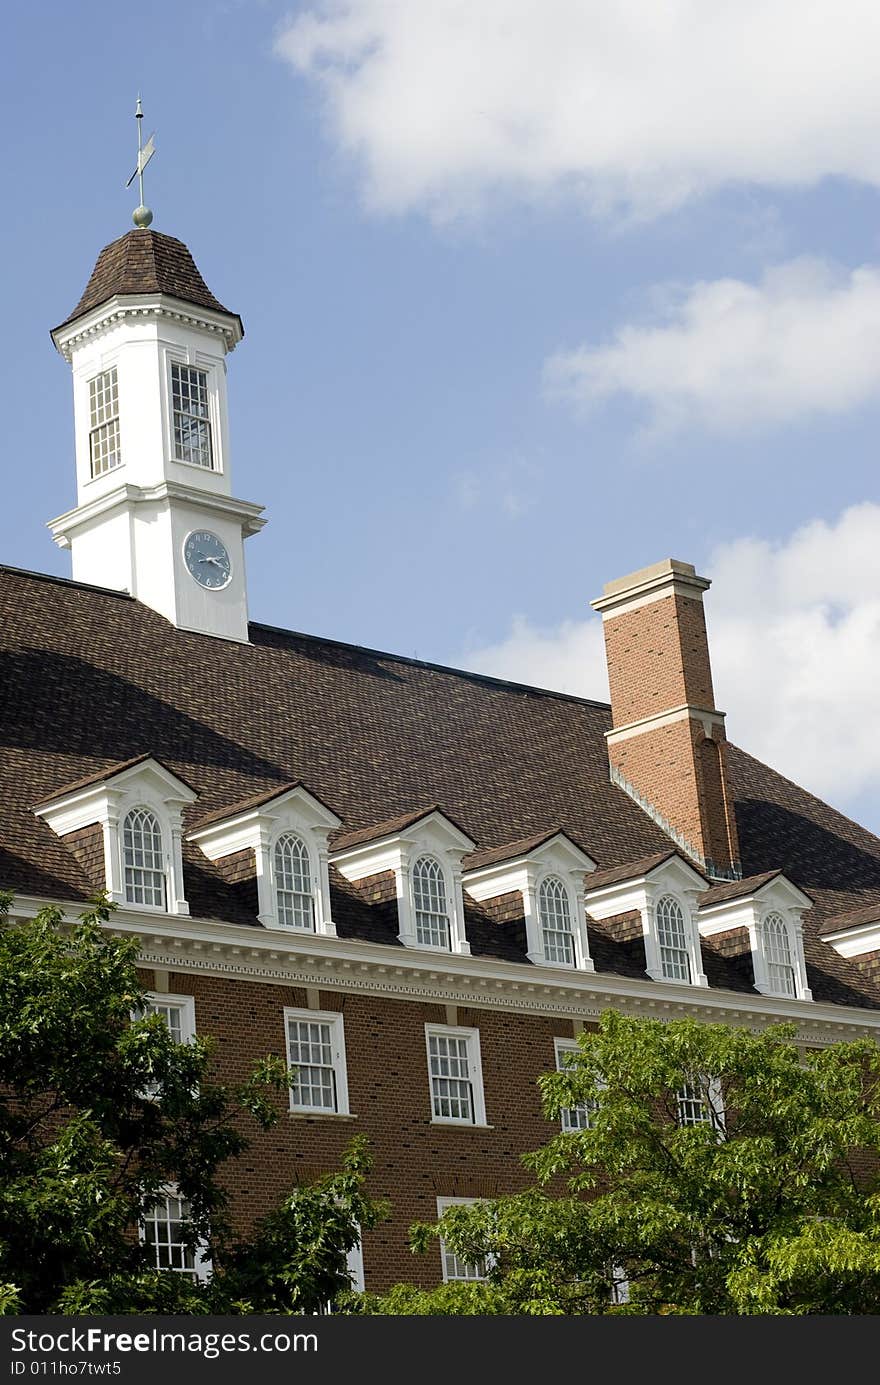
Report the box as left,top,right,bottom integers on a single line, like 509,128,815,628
697,873,813,1001
34,755,198,916
584,851,709,987
331,808,476,955
188,782,342,936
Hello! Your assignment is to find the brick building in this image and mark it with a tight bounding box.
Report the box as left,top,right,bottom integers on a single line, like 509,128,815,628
4,220,880,1292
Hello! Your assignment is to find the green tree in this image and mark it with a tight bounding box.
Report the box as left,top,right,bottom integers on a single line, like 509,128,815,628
353,1011,880,1315
0,893,382,1314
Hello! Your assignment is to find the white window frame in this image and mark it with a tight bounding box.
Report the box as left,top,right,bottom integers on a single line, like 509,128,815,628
169,359,215,470
655,892,693,983
122,804,169,911
537,873,578,967
140,1185,212,1282
436,1197,489,1283
761,910,799,999
675,1076,725,1132
554,1038,595,1132
425,1024,487,1127
272,830,317,932
87,365,122,478
411,853,453,951
143,992,196,1044
284,1008,350,1116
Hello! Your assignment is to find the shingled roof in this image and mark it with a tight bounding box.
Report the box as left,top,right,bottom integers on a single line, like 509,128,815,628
53,229,240,334
2,563,880,1010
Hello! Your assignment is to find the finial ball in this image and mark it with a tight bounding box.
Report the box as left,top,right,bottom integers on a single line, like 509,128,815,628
133,204,154,229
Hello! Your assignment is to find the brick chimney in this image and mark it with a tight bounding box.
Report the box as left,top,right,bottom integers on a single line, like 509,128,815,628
591,559,741,879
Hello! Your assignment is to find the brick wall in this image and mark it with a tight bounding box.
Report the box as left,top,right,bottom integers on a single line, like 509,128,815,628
140,967,582,1291
603,593,715,728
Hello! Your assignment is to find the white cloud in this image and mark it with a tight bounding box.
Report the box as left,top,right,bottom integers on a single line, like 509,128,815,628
461,502,880,813
544,258,880,434
276,1,880,221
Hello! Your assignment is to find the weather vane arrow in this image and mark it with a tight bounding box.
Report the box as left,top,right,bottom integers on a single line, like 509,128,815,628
126,96,156,228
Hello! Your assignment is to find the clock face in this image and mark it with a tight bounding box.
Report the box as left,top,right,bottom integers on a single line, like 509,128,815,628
183,530,232,590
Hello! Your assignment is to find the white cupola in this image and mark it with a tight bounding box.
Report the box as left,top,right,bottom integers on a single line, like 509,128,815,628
48,227,265,642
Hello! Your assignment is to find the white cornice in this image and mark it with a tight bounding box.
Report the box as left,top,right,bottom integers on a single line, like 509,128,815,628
52,293,243,360
821,922,880,959
48,479,266,549
8,894,879,1045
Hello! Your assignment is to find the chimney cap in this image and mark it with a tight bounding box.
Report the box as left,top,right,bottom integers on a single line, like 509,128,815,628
591,557,710,615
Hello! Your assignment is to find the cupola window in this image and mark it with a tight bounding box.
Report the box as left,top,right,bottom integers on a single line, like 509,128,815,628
123,807,167,908
412,855,450,949
657,894,691,982
171,362,213,469
88,367,121,477
274,833,315,931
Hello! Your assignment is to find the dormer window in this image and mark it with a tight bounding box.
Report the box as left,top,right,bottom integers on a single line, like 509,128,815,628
656,894,691,982
413,855,451,949
274,833,315,931
697,872,813,1002
331,807,476,956
171,362,213,469
583,851,709,988
34,755,196,917
189,782,341,936
462,830,596,971
764,912,796,997
88,367,121,477
539,876,575,965
123,807,167,909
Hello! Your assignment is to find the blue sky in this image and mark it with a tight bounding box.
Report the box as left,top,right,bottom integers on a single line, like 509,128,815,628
3,2,880,830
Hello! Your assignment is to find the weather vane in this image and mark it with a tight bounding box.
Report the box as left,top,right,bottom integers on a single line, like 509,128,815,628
126,96,156,228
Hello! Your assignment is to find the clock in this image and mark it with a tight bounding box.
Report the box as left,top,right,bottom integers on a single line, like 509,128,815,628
183,530,232,590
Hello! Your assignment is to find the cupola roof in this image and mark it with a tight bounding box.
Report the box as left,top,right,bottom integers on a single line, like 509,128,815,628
54,228,242,335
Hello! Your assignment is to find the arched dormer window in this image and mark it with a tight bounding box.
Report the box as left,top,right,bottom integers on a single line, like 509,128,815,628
274,833,315,931
412,855,451,950
656,894,691,983
764,912,796,997
538,876,574,965
123,807,167,909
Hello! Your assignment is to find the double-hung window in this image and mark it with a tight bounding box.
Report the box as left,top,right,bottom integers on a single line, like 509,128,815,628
656,894,692,982
171,362,213,469
123,807,167,908
425,1025,486,1126
675,1077,724,1130
139,993,196,1100
412,855,451,949
764,913,797,997
142,1187,210,1280
554,1038,595,1131
539,877,575,965
285,1008,349,1115
274,834,315,931
88,367,121,477
436,1197,488,1283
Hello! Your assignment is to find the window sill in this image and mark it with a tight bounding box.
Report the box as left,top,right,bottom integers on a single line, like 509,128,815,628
288,1111,359,1122
430,1120,494,1130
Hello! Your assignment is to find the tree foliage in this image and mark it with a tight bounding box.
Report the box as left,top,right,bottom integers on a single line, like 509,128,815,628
355,1011,880,1315
0,893,382,1313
